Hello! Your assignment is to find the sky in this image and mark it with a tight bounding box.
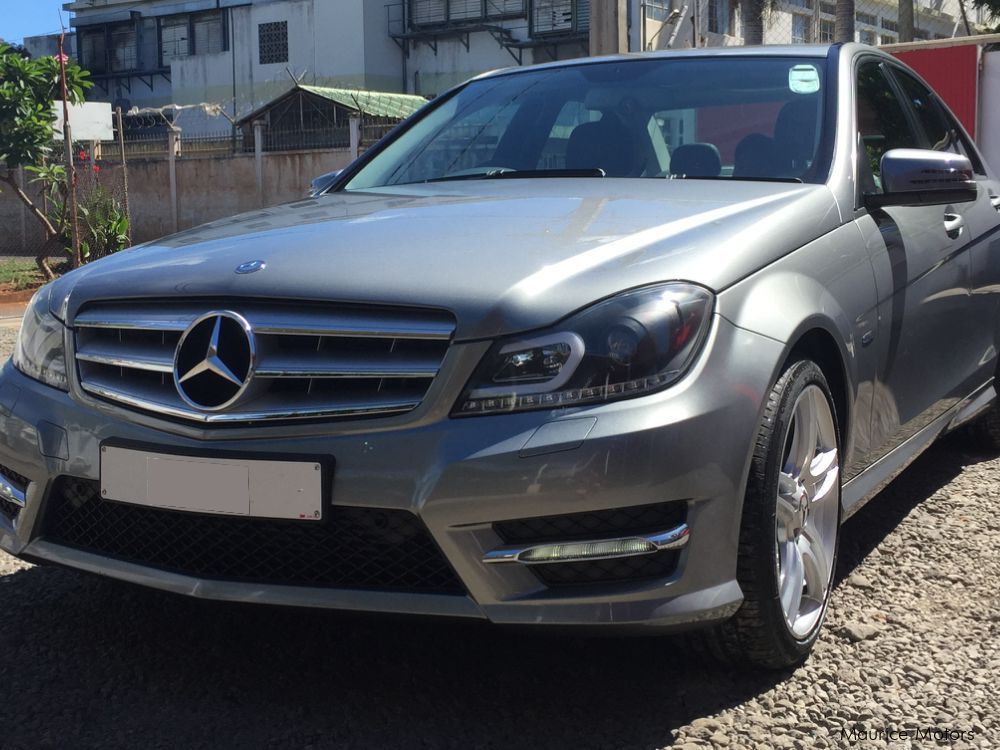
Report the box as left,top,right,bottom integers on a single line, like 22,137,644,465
1,0,72,45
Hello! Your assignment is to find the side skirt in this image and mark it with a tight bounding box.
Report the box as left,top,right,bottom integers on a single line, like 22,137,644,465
841,381,995,521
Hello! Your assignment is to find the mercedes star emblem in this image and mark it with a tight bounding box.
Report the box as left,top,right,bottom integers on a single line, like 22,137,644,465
173,311,256,411
235,260,267,274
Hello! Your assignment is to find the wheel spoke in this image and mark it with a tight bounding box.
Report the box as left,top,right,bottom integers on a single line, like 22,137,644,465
794,396,819,483
777,472,800,534
779,540,805,625
810,450,839,505
798,529,831,604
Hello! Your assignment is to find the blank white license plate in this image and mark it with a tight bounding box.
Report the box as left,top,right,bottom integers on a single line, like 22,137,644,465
100,446,323,521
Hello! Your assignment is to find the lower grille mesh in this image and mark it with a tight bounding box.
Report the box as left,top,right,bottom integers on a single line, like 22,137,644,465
42,477,465,594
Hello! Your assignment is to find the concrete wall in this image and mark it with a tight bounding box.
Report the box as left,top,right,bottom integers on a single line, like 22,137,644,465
125,147,355,244
0,148,355,256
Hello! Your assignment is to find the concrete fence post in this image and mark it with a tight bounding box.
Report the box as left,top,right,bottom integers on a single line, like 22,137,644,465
349,117,361,162
18,166,26,257
254,121,265,208
167,129,179,235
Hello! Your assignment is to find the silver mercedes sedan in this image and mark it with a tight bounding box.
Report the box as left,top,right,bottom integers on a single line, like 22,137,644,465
3,44,999,669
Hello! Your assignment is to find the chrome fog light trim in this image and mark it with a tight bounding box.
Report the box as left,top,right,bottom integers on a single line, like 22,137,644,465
483,523,689,565
0,470,27,509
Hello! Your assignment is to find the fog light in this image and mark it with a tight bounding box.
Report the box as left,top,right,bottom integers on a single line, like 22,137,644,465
483,524,690,565
520,538,656,563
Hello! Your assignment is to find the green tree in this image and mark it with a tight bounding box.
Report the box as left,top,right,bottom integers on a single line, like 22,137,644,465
0,42,91,279
971,0,1000,30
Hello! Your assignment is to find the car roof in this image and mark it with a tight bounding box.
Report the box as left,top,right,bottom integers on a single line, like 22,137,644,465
473,44,842,82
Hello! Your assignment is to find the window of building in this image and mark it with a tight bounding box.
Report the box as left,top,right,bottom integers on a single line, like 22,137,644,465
791,13,812,43
79,28,107,74
160,15,190,64
880,17,898,31
859,29,877,44
194,11,227,55
819,18,835,41
880,33,897,44
708,0,732,35
109,23,137,72
259,21,289,65
855,11,877,25
487,0,526,18
820,2,835,15
532,0,589,35
786,0,814,10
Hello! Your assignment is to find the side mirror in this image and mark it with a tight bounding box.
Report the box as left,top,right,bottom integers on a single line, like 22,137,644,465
865,149,976,209
309,170,343,197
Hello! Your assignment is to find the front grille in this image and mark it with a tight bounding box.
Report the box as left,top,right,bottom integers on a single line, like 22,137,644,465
42,477,465,594
0,463,28,521
73,299,455,424
496,501,687,587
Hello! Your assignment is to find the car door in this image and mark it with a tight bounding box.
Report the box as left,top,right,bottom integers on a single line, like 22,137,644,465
853,59,978,462
887,63,1000,394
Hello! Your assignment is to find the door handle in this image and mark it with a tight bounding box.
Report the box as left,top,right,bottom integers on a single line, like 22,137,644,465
943,212,965,239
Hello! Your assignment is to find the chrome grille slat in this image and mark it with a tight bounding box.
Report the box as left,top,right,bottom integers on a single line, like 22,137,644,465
76,340,175,373
255,352,442,379
73,300,455,425
79,378,421,423
74,303,455,340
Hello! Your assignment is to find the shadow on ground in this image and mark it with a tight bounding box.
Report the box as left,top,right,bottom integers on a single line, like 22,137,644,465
0,437,988,750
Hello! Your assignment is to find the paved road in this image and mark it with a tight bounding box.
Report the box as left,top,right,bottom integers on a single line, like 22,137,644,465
0,327,996,749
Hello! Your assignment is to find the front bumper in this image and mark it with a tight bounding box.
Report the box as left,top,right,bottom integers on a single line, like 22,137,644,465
0,315,782,630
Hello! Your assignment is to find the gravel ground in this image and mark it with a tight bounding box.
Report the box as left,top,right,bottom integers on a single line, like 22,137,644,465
1,325,997,749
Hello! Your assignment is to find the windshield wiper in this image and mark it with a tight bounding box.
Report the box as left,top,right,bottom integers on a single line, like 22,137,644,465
668,175,804,184
425,168,605,183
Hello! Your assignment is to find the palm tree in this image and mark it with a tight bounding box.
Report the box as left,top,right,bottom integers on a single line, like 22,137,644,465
835,0,855,42
899,0,914,41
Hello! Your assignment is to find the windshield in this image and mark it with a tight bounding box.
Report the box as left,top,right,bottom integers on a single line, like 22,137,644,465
343,56,830,190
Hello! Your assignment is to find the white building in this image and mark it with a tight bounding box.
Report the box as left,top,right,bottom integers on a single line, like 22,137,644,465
24,0,993,136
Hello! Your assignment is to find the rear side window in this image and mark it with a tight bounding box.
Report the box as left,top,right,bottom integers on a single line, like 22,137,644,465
855,61,919,192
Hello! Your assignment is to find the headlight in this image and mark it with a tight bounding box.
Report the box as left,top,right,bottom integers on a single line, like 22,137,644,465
454,283,713,416
12,285,69,391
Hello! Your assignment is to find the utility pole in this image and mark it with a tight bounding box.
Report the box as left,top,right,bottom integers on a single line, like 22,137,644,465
590,0,629,56
58,32,82,269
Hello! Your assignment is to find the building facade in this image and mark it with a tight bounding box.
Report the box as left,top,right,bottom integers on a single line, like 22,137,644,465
21,0,994,136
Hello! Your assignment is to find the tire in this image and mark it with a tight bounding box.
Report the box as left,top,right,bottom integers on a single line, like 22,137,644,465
963,399,1000,453
702,359,842,670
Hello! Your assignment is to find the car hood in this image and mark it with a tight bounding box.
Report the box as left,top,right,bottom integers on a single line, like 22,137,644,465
53,179,840,340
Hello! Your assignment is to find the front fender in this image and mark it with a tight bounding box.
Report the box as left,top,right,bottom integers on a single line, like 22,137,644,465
715,221,879,473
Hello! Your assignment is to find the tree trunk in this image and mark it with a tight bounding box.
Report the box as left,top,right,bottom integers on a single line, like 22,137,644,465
2,169,59,281
958,0,973,35
743,0,766,44
835,0,855,42
899,0,914,42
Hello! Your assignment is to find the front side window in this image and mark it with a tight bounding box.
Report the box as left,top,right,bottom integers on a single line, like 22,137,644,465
343,56,830,191
855,61,918,191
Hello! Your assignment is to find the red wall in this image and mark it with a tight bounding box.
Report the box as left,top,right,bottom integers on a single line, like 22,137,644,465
891,45,978,138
